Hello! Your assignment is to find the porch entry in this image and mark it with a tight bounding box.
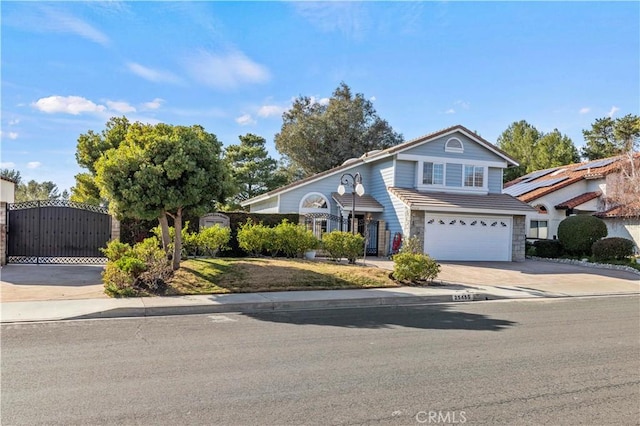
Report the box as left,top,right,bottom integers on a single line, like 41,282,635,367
304,213,379,256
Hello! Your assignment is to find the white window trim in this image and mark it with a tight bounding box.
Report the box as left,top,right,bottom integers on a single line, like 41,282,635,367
299,192,331,213
397,153,507,168
463,165,487,190
418,161,445,187
445,137,464,153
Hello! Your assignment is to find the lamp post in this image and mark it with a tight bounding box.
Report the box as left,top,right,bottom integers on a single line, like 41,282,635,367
337,172,364,235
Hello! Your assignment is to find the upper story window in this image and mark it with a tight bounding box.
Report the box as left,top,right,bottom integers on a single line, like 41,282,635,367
445,138,464,153
423,162,444,185
464,165,484,187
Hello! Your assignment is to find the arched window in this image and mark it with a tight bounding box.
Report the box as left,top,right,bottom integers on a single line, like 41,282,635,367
300,193,330,238
534,204,548,214
300,193,329,212
445,137,464,153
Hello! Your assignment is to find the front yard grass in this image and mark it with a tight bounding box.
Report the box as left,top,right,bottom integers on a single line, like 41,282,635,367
166,257,399,295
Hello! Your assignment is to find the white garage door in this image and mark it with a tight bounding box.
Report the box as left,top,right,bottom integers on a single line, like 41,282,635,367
424,214,512,261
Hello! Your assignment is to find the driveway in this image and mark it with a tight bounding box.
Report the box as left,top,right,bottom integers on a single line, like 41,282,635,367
0,265,107,302
364,258,639,296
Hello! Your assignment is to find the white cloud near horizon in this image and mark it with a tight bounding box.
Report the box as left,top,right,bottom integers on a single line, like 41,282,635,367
127,62,183,84
106,100,136,113
142,98,165,110
0,162,16,169
607,106,620,117
445,108,455,114
27,161,42,169
579,107,590,114
235,114,256,126
185,50,270,90
32,96,107,115
257,105,285,118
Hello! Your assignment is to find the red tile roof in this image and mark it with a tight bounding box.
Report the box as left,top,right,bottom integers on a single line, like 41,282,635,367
555,191,601,209
593,205,639,219
505,154,639,203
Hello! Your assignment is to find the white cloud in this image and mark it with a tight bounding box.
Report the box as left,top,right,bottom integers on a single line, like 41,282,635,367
0,131,18,140
257,105,285,118
369,96,376,102
127,62,182,84
142,98,165,110
0,162,16,168
454,100,470,109
235,114,256,126
607,106,620,118
305,96,330,106
185,50,270,90
293,2,368,40
32,95,106,115
42,7,110,46
579,107,591,114
9,119,20,125
106,100,136,113
445,108,456,114
27,161,42,169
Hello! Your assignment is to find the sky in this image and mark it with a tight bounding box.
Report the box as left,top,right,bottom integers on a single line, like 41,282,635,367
1,1,639,193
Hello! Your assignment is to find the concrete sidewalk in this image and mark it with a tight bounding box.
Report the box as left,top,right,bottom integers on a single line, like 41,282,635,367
1,258,638,323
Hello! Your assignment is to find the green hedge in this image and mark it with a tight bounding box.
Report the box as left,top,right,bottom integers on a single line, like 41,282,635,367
533,239,563,258
592,237,635,261
557,215,608,256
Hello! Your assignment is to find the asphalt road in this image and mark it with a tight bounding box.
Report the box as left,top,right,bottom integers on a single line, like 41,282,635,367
2,296,639,425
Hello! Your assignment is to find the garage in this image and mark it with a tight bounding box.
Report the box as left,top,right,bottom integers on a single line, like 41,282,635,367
424,213,512,261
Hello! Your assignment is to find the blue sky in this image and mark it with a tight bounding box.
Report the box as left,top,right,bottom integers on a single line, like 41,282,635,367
1,1,639,192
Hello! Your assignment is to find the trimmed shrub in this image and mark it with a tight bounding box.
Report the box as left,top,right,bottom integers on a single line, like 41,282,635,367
400,236,422,254
237,221,273,256
592,237,635,261
557,215,608,256
198,225,231,256
102,237,171,297
392,252,441,283
533,239,563,258
322,231,364,263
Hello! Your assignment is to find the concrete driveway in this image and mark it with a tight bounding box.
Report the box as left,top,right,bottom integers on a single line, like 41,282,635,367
0,265,107,302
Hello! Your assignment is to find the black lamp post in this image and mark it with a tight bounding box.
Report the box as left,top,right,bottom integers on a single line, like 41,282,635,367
337,172,364,235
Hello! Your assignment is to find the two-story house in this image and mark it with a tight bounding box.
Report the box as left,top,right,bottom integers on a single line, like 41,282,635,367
241,125,535,261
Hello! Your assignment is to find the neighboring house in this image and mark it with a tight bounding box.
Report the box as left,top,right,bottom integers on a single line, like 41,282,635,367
241,125,535,261
503,154,640,249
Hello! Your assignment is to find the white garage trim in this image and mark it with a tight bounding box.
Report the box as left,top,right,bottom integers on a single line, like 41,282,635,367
424,213,512,261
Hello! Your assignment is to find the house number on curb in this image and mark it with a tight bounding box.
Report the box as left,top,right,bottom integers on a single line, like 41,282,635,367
452,293,475,302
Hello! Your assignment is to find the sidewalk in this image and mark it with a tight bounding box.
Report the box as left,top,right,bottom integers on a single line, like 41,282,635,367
1,259,638,323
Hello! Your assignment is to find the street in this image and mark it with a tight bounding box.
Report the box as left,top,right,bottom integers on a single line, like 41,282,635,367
2,296,639,425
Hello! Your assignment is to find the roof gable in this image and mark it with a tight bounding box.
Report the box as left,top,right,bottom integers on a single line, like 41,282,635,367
242,124,518,206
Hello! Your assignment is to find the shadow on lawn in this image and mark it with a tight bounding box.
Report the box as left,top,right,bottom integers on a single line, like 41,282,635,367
245,304,517,331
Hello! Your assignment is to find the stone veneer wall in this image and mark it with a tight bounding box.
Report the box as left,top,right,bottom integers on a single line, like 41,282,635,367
409,210,425,250
0,202,6,265
512,215,526,261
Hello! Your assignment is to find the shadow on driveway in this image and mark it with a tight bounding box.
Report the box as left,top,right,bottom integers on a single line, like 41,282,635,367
0,264,104,286
245,304,517,331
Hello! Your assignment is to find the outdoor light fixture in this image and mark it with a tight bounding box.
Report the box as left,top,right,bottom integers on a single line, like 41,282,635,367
338,172,364,235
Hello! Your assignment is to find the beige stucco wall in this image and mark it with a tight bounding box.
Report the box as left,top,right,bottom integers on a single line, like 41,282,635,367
1,179,16,203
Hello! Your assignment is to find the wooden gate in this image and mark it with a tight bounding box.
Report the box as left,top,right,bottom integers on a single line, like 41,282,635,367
7,200,111,264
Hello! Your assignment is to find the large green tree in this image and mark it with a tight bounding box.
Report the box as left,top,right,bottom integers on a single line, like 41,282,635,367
71,116,131,204
581,114,640,160
95,122,228,270
275,82,403,176
497,120,579,182
224,133,287,207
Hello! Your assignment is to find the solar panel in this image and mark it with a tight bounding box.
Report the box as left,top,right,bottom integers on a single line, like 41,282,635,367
503,176,569,197
574,158,616,171
520,168,558,182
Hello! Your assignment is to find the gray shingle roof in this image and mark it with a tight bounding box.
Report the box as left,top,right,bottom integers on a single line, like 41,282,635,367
388,187,536,213
331,192,384,212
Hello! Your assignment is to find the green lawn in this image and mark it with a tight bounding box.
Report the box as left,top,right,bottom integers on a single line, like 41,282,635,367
166,257,399,295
